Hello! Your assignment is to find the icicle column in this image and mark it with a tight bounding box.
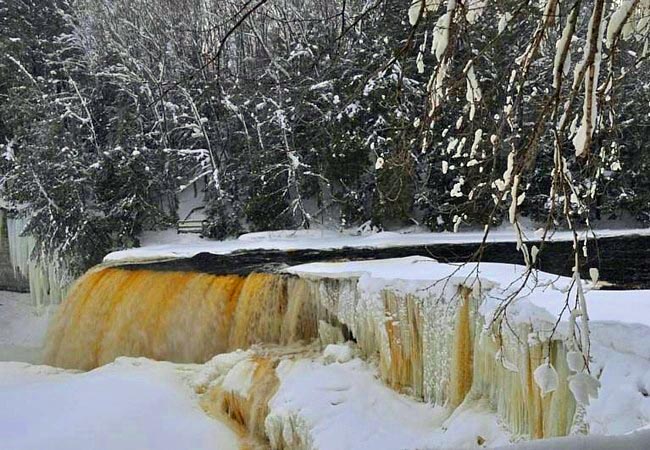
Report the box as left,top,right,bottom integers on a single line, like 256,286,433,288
4,214,68,308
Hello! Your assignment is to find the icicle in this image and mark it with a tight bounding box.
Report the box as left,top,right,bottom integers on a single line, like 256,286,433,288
5,215,69,309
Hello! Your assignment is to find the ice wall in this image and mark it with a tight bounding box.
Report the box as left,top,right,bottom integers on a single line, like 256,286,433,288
3,213,68,308
288,260,579,440
0,210,29,291
301,276,480,405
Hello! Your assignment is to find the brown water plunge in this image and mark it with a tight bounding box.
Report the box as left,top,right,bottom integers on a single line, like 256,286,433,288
44,268,318,370
44,265,576,440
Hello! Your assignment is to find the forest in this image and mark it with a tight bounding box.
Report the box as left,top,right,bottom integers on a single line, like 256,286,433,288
1,0,649,275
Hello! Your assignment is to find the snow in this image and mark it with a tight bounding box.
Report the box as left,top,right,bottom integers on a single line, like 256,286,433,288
323,344,354,363
192,349,253,392
220,356,257,397
177,177,207,221
0,358,240,450
287,256,650,332
607,0,636,48
408,0,422,26
553,8,574,88
495,429,650,449
266,349,510,449
0,290,52,363
572,1,606,157
104,227,650,263
533,363,559,395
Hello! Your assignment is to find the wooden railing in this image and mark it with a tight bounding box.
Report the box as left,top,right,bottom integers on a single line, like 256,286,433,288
177,219,205,234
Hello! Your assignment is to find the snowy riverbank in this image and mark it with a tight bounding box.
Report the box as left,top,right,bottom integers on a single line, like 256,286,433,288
0,358,240,450
104,227,650,263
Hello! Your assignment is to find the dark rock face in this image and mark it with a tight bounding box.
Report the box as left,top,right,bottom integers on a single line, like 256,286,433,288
115,234,650,290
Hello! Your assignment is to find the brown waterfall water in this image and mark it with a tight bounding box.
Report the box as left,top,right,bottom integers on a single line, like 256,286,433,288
199,354,280,449
44,267,319,370
43,264,576,442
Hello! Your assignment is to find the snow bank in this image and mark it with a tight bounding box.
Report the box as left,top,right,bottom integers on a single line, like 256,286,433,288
0,358,240,450
267,355,509,449
103,227,650,262
497,428,650,450
0,290,52,363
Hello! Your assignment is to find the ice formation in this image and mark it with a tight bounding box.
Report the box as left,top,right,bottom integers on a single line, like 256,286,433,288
2,212,68,308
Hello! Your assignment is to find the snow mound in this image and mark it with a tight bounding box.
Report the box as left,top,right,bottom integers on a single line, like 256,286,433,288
266,351,509,449
323,344,354,364
0,291,53,363
0,358,240,450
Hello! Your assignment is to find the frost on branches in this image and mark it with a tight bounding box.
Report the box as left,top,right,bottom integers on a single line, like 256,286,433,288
408,0,650,404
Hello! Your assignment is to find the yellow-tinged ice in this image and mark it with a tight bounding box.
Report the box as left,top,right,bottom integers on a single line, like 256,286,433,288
449,286,474,408
469,321,575,438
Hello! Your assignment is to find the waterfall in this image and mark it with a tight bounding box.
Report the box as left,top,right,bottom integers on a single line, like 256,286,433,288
44,264,577,440
43,268,320,370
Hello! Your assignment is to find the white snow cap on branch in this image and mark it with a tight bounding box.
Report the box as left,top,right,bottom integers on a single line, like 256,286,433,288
408,0,423,25
534,363,559,396
572,2,607,157
465,0,486,24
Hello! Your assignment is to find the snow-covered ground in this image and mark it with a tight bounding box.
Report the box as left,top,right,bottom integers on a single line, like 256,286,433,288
266,349,510,449
0,290,53,363
104,227,650,262
0,358,240,450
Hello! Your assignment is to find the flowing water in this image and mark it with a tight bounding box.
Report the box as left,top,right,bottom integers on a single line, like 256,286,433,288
44,267,319,370
43,264,576,442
